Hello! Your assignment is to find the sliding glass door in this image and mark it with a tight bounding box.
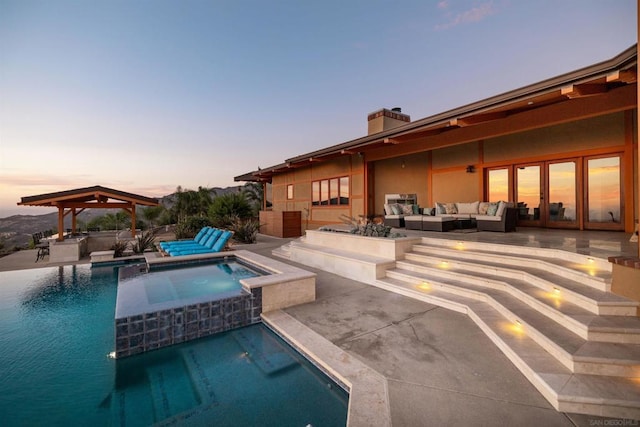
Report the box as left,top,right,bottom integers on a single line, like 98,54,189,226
585,155,623,230
487,155,622,230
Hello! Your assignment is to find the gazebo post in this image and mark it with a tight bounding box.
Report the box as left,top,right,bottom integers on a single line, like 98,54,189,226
71,208,77,235
57,205,64,242
130,204,137,238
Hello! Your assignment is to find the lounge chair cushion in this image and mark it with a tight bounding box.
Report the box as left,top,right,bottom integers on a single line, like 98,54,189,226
456,201,479,215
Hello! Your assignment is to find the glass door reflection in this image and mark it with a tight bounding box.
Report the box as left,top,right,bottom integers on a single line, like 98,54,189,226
516,165,542,225
548,161,577,227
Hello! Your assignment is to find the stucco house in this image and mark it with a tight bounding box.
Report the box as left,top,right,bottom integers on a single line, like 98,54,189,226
235,45,638,247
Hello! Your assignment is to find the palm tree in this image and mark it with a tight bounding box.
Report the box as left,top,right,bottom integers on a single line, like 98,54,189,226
141,205,165,229
243,182,263,216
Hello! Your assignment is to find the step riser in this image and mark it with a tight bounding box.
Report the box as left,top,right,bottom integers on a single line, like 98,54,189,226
556,401,640,421
573,362,640,378
412,246,609,292
588,331,640,344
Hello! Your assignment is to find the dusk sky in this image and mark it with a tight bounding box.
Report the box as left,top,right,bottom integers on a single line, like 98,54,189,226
1,0,636,217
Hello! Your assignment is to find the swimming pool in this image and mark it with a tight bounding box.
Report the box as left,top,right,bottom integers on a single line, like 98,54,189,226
0,264,348,426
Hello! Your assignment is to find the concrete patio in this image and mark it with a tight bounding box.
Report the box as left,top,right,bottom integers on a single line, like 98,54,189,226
0,228,637,426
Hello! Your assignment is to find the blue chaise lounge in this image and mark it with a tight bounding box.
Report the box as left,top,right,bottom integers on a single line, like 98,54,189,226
166,229,233,256
159,226,213,252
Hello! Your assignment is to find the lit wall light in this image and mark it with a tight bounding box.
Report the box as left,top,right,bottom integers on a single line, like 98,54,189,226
466,165,475,173
401,160,406,169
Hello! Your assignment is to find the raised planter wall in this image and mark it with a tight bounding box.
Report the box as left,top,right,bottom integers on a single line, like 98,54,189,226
304,229,419,260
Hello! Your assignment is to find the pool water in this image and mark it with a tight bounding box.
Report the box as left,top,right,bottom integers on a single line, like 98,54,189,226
0,264,348,426
141,261,258,304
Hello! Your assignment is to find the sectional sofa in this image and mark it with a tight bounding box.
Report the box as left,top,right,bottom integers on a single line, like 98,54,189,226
402,201,517,232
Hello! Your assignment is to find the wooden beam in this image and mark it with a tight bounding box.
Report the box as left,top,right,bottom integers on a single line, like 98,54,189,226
383,138,400,144
561,84,608,99
58,201,133,209
607,70,637,84
340,149,359,155
456,111,508,126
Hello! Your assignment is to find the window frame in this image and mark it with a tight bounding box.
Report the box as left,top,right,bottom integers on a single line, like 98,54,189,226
311,176,350,206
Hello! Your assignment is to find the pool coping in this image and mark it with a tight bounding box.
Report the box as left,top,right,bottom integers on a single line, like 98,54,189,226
262,309,391,427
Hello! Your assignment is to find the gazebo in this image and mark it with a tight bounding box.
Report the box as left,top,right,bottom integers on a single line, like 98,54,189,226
18,185,159,241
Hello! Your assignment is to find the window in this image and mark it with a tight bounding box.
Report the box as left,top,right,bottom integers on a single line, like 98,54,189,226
312,176,349,206
287,184,293,200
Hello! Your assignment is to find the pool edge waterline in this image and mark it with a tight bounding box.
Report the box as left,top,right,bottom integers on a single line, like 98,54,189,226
262,310,392,427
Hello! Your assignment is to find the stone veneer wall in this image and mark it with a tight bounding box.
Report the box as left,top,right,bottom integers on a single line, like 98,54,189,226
115,288,262,358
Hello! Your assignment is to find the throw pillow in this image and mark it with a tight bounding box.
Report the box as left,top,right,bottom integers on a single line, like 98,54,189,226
402,204,413,215
478,202,490,215
495,200,507,217
412,204,420,214
445,203,458,214
435,202,446,215
487,203,499,216
422,207,434,216
384,204,393,215
391,204,402,215
456,201,479,215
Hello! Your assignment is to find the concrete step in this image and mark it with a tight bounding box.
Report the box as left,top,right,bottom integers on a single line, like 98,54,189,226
416,239,612,291
419,236,612,274
409,247,637,316
401,254,640,326
373,276,640,419
386,267,640,377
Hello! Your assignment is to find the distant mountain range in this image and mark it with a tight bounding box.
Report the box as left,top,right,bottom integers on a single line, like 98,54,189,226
0,186,244,251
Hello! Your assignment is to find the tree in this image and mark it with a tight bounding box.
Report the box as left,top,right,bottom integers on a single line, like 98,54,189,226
141,205,165,229
171,186,216,222
243,182,263,216
208,191,253,227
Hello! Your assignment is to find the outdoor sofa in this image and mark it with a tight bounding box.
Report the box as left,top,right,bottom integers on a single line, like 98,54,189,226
404,201,517,232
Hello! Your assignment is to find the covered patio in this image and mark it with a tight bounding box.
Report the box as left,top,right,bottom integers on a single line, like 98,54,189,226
18,185,159,242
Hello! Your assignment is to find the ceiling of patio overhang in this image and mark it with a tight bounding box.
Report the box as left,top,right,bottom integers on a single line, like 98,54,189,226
235,45,637,183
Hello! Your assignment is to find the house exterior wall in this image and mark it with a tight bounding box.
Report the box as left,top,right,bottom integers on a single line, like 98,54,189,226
373,153,429,214
262,83,637,234
270,154,365,230
483,113,625,163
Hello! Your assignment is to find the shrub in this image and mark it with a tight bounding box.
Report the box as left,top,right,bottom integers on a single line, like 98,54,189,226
175,216,211,239
208,192,253,228
229,216,261,244
110,241,128,258
335,214,404,238
131,230,157,254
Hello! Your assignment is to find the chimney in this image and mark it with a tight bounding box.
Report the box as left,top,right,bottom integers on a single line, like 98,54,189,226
367,107,410,135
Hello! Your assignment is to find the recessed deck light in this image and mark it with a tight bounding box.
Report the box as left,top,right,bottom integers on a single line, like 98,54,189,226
587,257,594,264
553,287,561,294
418,282,430,290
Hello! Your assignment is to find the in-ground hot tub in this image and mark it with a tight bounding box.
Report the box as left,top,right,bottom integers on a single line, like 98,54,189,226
114,250,316,358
